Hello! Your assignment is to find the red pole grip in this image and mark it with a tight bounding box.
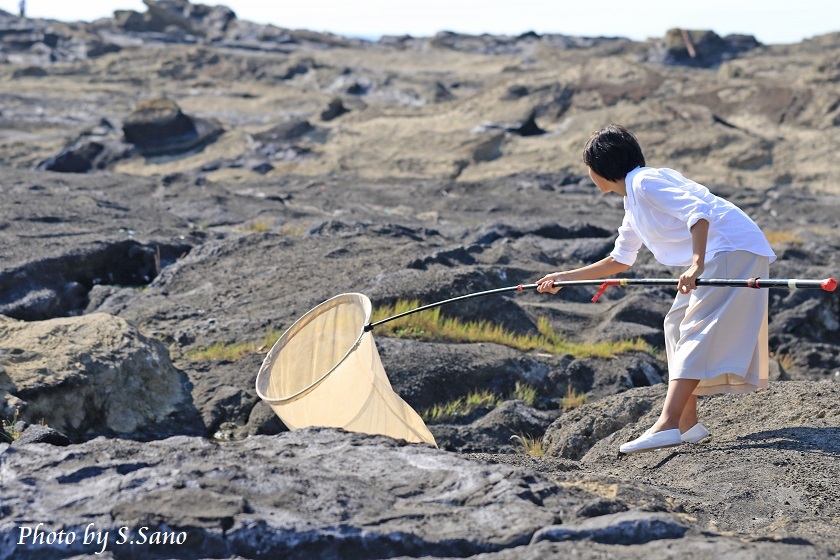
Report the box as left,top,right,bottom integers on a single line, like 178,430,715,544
823,278,838,292
591,279,621,302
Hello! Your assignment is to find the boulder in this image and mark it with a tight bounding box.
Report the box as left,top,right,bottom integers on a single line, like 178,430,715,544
0,313,201,440
320,97,350,121
11,65,47,78
252,119,313,144
645,28,761,67
122,97,223,156
507,110,547,136
543,384,667,460
250,119,320,162
471,131,505,163
37,138,132,173
114,9,168,33
141,0,236,39
432,81,456,102
9,423,72,446
547,352,667,403
474,111,547,137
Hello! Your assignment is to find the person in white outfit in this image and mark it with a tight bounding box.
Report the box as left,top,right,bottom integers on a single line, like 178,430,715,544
537,124,776,454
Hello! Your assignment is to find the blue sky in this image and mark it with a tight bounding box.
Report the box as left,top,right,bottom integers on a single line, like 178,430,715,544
7,0,839,45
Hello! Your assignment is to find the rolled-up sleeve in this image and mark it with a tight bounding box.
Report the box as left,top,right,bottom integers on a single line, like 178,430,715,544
638,180,715,231
610,212,642,266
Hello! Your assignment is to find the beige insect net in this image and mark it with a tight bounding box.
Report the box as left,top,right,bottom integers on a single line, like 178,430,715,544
256,293,436,446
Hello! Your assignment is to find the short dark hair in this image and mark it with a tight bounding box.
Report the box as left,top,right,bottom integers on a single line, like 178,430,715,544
582,124,645,182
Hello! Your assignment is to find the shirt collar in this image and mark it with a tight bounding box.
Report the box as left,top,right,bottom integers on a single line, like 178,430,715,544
623,166,643,207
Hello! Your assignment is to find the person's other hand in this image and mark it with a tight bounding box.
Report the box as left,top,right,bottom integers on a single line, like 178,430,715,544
678,262,704,294
537,272,570,294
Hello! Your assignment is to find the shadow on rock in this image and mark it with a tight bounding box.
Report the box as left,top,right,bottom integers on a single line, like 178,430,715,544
735,427,840,457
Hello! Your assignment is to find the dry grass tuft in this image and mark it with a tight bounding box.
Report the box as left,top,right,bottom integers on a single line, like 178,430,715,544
771,352,797,373
561,386,588,411
186,329,283,362
370,300,652,358
280,224,304,236
763,229,804,245
511,433,545,457
242,218,273,233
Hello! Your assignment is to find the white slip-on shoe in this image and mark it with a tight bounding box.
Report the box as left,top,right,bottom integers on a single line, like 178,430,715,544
681,423,709,443
619,428,682,454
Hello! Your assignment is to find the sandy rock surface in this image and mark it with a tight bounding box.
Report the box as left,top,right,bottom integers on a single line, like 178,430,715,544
3,9,839,192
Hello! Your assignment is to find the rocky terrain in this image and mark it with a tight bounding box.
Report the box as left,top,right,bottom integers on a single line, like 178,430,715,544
0,1,838,559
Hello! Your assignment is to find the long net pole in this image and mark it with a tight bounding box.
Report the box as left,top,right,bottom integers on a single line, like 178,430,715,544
364,276,837,331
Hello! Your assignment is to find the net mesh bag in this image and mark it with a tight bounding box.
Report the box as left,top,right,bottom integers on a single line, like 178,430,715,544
256,293,436,446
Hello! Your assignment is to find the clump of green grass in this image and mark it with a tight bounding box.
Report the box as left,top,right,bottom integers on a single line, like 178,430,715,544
186,329,283,362
421,382,544,425
1,408,22,442
511,381,537,405
371,300,651,358
510,433,545,457
421,389,502,424
561,386,588,411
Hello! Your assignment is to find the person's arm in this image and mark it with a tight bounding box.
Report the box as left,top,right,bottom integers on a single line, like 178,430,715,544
677,219,709,293
537,256,630,294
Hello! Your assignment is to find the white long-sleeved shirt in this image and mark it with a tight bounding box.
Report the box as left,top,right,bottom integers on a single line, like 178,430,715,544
610,167,776,267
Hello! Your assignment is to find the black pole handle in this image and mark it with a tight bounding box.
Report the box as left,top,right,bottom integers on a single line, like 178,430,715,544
365,285,524,331
364,277,837,331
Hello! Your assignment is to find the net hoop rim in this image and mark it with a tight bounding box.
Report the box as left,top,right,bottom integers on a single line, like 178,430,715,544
255,292,371,405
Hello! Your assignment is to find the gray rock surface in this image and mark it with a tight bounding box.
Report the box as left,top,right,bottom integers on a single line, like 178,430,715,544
544,381,840,554
0,168,198,321
432,399,560,453
0,428,823,560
